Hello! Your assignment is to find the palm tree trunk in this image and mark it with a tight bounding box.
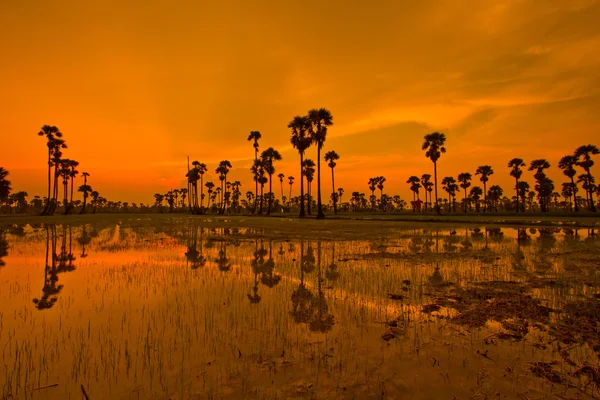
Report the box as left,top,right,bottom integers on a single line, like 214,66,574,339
260,184,264,214
289,183,293,206
43,150,52,215
307,179,312,215
515,178,519,213
331,167,337,214
483,182,487,212
299,153,305,217
69,175,75,214
434,162,439,214
267,172,272,215
280,180,284,204
586,168,596,212
254,150,259,214
317,147,324,219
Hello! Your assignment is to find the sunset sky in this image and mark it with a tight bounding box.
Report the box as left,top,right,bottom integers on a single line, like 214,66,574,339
2,0,600,204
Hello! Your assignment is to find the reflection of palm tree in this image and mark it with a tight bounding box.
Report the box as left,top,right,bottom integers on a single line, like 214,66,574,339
248,240,264,304
325,242,340,282
0,229,8,267
186,225,206,269
215,240,231,272
261,241,282,288
33,226,63,310
290,240,315,324
309,241,335,332
77,224,92,258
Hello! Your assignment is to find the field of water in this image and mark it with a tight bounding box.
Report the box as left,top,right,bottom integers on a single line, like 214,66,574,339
0,217,599,399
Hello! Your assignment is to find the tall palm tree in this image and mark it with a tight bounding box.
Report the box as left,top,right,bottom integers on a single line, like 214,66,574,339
261,147,282,215
289,115,312,217
216,160,232,214
376,176,386,211
475,166,494,212
288,176,295,204
574,144,599,212
205,182,215,210
78,184,92,214
508,158,525,212
337,187,344,207
457,173,472,212
516,181,530,211
303,159,316,215
250,159,264,214
324,150,340,214
197,162,208,212
0,167,11,204
248,131,261,213
469,186,483,212
307,108,334,219
422,132,447,214
91,191,100,214
38,125,64,215
278,173,285,204
558,155,579,212
67,159,79,214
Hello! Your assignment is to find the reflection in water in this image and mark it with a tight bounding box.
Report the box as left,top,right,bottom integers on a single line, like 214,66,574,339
0,228,8,267
2,221,600,398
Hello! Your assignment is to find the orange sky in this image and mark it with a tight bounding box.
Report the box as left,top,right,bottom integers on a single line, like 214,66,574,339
1,0,600,204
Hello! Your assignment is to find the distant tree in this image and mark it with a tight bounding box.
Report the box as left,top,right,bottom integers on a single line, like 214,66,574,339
261,147,282,215
288,176,295,204
420,174,432,212
475,166,494,212
574,144,599,211
38,125,65,215
324,150,340,214
307,108,334,219
516,181,530,211
289,115,312,217
278,173,286,204
247,131,262,213
422,132,447,214
469,186,483,212
0,167,11,205
406,176,421,212
303,159,316,215
508,158,526,212
529,159,551,212
558,155,579,212
376,176,386,211
215,160,232,214
457,173,472,212
441,176,457,213
487,185,503,212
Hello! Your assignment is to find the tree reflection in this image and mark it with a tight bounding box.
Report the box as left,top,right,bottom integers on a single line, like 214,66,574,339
185,225,206,269
33,225,63,310
260,240,282,288
325,242,340,283
0,228,8,268
215,240,231,272
77,224,92,258
308,241,335,333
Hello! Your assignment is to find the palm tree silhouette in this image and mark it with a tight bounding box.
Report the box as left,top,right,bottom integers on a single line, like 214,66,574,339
216,160,232,214
277,173,285,204
441,176,457,212
475,165,494,212
368,177,377,211
469,186,483,212
307,108,334,219
0,167,12,205
558,155,579,212
324,150,340,214
247,131,262,213
457,173,472,212
508,158,526,212
574,144,599,212
406,176,421,212
377,176,386,211
303,159,316,215
529,159,551,212
261,147,282,215
78,172,90,214
337,187,344,209
289,115,312,217
420,174,432,212
38,125,65,215
422,132,447,214
251,159,266,214
288,176,295,205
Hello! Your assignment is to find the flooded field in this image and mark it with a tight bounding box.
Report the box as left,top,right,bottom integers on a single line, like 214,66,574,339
0,217,599,399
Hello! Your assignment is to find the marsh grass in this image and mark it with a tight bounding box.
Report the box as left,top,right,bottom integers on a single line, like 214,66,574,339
0,218,599,399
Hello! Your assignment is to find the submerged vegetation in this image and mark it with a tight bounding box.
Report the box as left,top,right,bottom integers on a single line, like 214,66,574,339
0,217,599,398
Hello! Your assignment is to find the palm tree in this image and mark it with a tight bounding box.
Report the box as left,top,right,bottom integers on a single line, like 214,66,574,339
487,185,503,212
469,186,483,212
197,162,207,212
303,159,316,215
0,167,11,205
422,132,447,214
205,182,215,210
67,159,79,213
288,176,295,204
561,182,575,212
247,131,262,213
376,176,386,211
307,108,334,219
475,166,494,212
508,158,525,212
558,155,579,212
78,184,92,214
91,191,100,214
278,173,285,204
457,173,472,212
406,176,421,212
337,187,344,208
38,125,64,215
216,160,232,214
250,159,264,214
517,181,530,211
528,159,551,212
368,177,377,211
324,150,340,214
574,144,599,211
289,115,312,217
261,148,282,215
420,174,432,211
441,176,457,212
